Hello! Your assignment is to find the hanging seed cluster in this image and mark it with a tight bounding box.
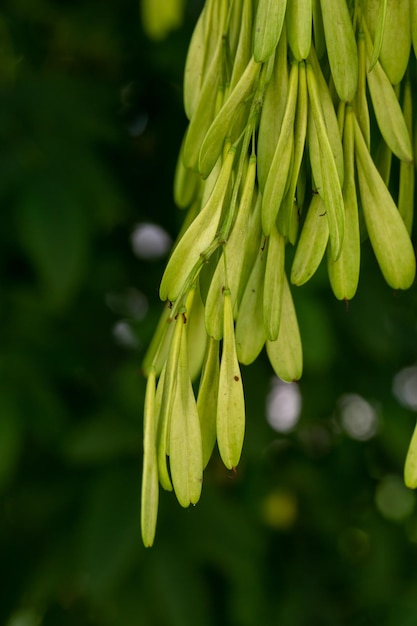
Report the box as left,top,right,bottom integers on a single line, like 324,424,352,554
141,0,417,546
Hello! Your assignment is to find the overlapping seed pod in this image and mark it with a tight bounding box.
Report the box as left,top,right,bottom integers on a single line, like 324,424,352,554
141,0,417,547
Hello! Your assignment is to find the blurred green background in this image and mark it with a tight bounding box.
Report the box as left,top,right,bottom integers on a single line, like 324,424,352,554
2,1,417,624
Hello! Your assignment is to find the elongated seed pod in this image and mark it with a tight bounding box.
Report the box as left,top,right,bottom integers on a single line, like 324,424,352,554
169,320,203,507
286,0,313,61
199,150,222,209
405,421,417,489
319,0,358,102
257,27,289,192
142,303,175,378
306,62,345,260
230,0,253,90
307,102,323,192
141,371,159,548
156,315,185,491
279,60,308,242
235,238,267,364
354,115,416,290
262,61,299,235
312,0,325,59
253,0,288,63
203,258,224,341
291,193,329,286
236,192,263,310
363,21,413,162
183,39,224,170
296,154,307,208
377,0,411,85
374,138,392,187
160,147,235,303
227,0,244,69
217,290,245,470
367,0,388,70
353,31,371,149
308,45,344,185
205,155,257,339
186,284,208,381
398,76,415,235
183,0,225,120
183,1,209,120
398,157,414,235
199,57,261,178
266,274,303,382
263,224,286,341
327,105,360,301
197,336,220,468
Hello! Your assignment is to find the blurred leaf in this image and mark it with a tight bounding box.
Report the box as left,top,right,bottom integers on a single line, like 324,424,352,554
76,467,140,597
63,413,139,464
17,178,90,307
0,390,22,491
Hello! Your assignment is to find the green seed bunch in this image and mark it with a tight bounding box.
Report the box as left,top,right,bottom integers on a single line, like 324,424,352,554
141,0,417,547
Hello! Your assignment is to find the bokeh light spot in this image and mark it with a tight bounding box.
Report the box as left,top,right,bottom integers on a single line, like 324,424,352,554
128,112,149,137
261,490,298,529
375,475,415,522
393,366,417,410
6,610,42,626
131,222,172,260
266,377,302,433
113,320,139,349
338,393,377,441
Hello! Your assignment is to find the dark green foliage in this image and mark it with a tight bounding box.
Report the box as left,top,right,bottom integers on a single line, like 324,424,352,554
1,1,417,625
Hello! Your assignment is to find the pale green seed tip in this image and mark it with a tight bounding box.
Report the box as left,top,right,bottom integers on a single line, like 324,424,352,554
404,423,417,489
